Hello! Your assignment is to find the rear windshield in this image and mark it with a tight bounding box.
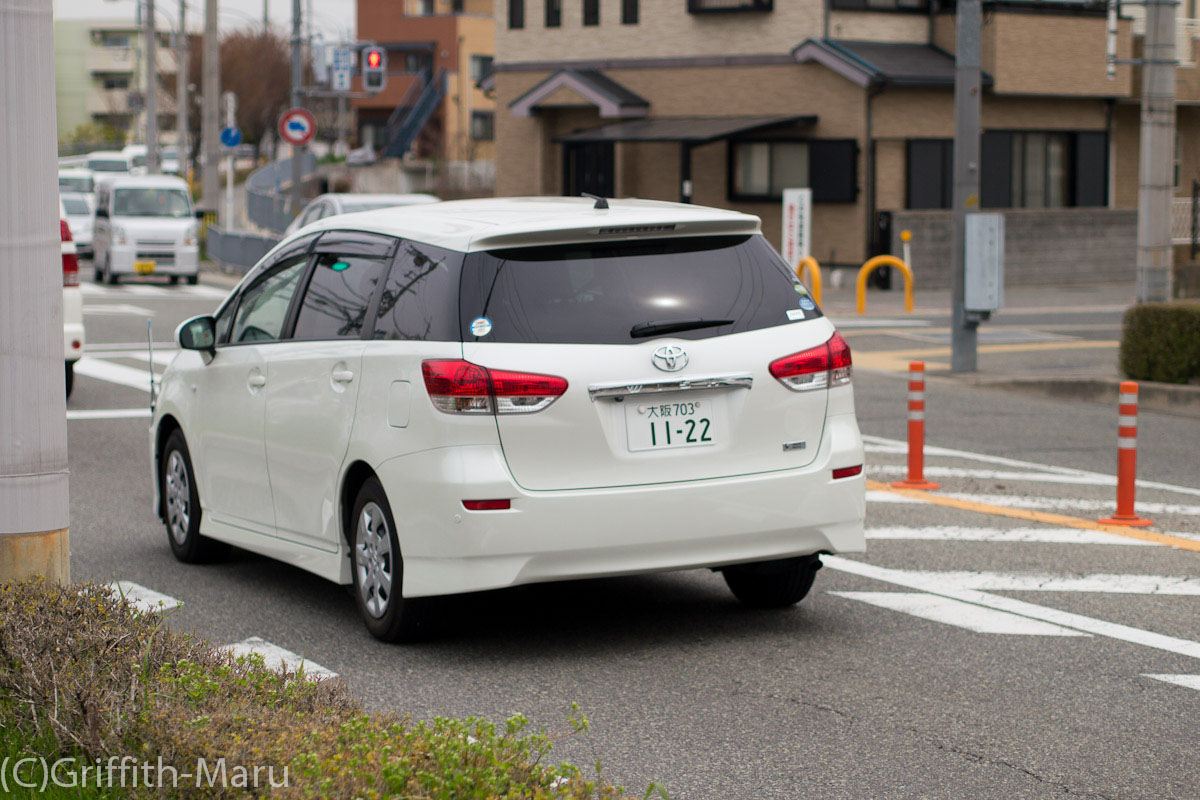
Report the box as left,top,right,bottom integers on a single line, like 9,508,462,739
459,235,819,345
60,176,94,194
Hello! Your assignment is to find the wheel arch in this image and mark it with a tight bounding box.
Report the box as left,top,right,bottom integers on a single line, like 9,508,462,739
340,460,379,547
154,414,183,521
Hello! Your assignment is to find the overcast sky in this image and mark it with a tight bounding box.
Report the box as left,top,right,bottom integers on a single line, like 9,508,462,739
53,0,358,38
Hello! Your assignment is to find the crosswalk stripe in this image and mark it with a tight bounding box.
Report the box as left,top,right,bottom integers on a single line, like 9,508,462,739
1143,674,1200,692
67,408,151,420
73,357,155,393
866,525,1157,546
80,283,228,299
823,556,1200,660
219,637,336,680
830,591,1087,636
107,581,182,614
865,570,1200,595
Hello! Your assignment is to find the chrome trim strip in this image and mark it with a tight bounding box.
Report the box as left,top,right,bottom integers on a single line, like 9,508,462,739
587,373,753,400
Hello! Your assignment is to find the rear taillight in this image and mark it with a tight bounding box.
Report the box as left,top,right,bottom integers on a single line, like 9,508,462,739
769,332,853,392
421,359,568,415
60,219,79,287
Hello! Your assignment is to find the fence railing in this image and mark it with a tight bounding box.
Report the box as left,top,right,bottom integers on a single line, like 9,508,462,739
244,152,318,234
206,225,281,274
1171,192,1199,252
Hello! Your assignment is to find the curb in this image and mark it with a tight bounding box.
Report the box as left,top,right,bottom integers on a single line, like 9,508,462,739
962,375,1200,418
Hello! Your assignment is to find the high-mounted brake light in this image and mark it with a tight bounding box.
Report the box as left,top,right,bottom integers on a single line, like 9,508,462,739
769,332,853,392
60,220,79,287
422,359,568,415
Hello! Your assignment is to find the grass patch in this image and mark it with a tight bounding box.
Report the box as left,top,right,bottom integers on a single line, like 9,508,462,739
0,579,653,799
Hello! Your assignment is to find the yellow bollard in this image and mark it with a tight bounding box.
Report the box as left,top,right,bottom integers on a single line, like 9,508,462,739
795,256,823,306
856,255,914,315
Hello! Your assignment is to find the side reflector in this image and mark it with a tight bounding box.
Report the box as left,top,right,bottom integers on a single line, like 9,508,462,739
462,499,511,511
832,465,863,480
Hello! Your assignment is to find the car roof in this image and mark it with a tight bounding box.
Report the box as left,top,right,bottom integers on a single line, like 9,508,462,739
325,193,440,206
97,174,190,189
88,151,130,160
296,196,761,252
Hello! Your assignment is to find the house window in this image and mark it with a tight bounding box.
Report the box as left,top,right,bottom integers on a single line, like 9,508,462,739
546,0,562,26
471,110,495,141
730,139,857,203
906,139,952,209
469,54,494,83
508,0,525,28
404,52,433,74
452,0,465,11
828,0,928,11
99,31,131,48
978,130,1107,209
687,0,773,12
622,0,639,23
583,0,600,25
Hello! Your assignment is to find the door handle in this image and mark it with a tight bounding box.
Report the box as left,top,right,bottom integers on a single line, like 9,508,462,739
247,373,267,389
331,369,355,384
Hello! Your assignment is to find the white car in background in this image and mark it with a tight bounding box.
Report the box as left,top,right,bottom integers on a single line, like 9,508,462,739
60,200,85,398
61,192,95,259
92,175,201,285
59,168,96,196
86,151,134,176
284,193,440,235
151,197,866,642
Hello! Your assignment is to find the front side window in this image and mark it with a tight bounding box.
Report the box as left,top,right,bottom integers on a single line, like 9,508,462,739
372,241,462,341
112,187,191,218
292,254,387,341
459,235,816,345
508,0,525,28
231,257,308,344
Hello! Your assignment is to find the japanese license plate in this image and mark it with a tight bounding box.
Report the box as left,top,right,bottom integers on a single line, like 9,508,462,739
133,259,156,274
625,398,718,452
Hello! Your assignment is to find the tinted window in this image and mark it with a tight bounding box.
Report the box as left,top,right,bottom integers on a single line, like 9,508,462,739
372,241,461,342
232,257,307,343
113,188,191,218
460,235,819,345
292,254,386,340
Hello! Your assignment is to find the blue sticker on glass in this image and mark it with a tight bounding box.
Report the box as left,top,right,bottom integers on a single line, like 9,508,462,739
798,297,816,311
470,317,493,337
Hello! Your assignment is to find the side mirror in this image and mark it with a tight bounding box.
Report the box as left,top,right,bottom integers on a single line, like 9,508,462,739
176,315,217,354
94,208,108,219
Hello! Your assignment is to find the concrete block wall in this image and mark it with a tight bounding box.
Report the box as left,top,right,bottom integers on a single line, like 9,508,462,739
889,209,1137,290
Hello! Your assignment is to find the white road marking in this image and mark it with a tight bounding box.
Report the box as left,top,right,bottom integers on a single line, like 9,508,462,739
872,570,1200,595
82,303,155,316
823,556,1200,660
1143,674,1200,691
862,435,1200,499
107,581,182,614
67,408,152,420
220,637,337,680
866,489,923,504
830,591,1087,636
73,357,155,393
84,341,176,352
867,464,1123,487
122,350,177,367
866,525,1157,546
81,282,228,299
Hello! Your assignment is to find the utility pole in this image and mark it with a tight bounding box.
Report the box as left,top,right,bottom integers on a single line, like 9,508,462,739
223,91,237,228
0,0,70,581
176,0,189,178
290,0,305,217
950,0,983,373
1136,0,1178,301
201,0,220,213
144,0,160,173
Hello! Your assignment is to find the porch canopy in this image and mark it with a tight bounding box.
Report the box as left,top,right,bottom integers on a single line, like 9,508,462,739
555,115,817,202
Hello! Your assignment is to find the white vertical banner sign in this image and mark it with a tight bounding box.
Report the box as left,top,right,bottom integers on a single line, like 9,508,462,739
781,188,812,267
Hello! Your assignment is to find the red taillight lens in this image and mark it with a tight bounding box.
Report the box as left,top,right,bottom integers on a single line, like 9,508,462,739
421,359,568,415
769,332,852,392
60,219,79,287
832,465,863,480
462,499,511,511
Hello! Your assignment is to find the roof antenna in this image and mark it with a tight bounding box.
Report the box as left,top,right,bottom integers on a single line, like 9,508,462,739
581,192,609,210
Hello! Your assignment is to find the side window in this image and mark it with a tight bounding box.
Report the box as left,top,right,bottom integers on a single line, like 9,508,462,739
291,253,387,341
231,256,308,343
372,241,461,342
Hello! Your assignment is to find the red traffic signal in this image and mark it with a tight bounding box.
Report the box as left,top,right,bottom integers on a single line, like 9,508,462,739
365,48,383,69
362,46,387,92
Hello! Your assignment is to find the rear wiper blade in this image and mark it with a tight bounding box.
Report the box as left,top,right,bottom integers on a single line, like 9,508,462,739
630,318,735,339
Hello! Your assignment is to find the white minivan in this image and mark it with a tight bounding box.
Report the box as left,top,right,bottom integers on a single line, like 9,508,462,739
151,197,865,641
93,175,201,284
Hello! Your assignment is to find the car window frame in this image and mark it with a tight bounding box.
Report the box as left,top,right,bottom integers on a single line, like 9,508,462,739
217,233,321,349
286,229,399,343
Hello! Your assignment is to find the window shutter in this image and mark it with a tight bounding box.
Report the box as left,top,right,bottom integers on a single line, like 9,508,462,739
980,131,1012,208
906,139,952,209
1074,131,1108,207
808,140,858,203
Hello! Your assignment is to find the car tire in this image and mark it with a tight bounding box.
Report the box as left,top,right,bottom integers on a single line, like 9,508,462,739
349,477,437,643
64,361,74,399
161,429,226,563
723,555,822,609
186,274,199,286
169,275,179,285
104,256,119,285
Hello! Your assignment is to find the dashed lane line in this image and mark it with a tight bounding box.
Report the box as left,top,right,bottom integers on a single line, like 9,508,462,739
829,592,1088,636
220,637,337,680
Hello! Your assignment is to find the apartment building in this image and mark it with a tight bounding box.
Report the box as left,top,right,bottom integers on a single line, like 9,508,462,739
489,0,1200,286
354,0,496,163
54,19,177,142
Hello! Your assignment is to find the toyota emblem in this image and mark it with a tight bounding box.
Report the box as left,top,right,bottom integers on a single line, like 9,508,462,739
652,344,689,372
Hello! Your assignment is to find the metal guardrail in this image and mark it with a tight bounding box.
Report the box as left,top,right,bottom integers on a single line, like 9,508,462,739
245,152,317,234
206,225,280,274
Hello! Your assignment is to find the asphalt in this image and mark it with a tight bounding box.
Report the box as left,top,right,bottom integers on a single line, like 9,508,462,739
63,268,1200,799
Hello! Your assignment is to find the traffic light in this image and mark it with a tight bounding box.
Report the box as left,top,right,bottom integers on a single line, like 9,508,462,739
362,46,387,92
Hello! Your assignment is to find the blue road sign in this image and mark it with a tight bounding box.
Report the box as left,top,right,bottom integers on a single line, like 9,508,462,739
220,126,243,149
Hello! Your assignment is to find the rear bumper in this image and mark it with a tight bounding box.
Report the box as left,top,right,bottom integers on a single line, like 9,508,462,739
376,413,865,597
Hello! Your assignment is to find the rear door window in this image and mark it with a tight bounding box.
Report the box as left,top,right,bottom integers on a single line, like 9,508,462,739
291,253,387,341
371,240,462,341
459,235,817,345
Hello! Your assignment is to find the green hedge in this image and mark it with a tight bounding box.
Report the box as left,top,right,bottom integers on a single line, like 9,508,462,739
0,579,652,799
1120,302,1200,385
